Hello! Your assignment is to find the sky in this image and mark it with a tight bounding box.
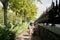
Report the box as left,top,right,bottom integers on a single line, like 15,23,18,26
0,2,3,7
0,0,59,19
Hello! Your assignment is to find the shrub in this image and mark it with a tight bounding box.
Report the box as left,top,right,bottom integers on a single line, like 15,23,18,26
0,22,28,40
0,25,15,40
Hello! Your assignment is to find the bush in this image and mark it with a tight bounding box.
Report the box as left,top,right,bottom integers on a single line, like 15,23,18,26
0,25,15,40
0,22,28,40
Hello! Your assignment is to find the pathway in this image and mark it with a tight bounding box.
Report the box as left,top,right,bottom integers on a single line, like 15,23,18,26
15,30,41,40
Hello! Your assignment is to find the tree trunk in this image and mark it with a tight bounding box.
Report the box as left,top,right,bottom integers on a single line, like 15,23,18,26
3,0,9,26
24,9,27,22
20,10,23,24
4,8,7,26
20,15,22,24
16,11,18,16
15,11,18,23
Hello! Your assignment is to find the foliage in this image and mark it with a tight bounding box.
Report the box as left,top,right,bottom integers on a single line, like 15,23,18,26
0,0,41,40
7,12,16,23
0,25,15,40
27,3,37,20
9,0,37,21
0,22,28,40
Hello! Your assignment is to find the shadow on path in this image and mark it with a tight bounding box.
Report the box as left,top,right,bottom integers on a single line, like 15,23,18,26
31,35,41,40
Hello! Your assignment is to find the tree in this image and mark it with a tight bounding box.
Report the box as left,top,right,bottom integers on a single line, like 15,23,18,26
9,0,35,21
24,9,27,22
9,0,24,24
0,0,9,26
25,3,37,21
9,0,41,23
0,0,41,25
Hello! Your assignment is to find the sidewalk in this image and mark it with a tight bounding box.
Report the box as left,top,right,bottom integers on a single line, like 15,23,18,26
15,30,41,40
15,30,30,40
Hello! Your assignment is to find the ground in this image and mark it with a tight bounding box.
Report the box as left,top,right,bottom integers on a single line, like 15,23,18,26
15,30,41,40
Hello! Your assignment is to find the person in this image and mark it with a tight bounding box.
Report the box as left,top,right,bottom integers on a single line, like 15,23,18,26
28,22,34,35
33,22,40,36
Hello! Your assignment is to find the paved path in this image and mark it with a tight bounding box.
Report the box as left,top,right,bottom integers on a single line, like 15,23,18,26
15,30,41,40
